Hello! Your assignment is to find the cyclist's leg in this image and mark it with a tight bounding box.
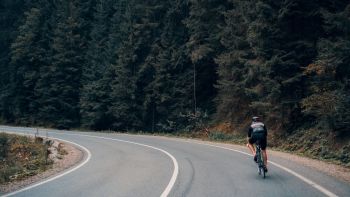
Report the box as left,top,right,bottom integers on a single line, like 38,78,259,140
247,137,256,155
261,136,268,170
262,149,267,167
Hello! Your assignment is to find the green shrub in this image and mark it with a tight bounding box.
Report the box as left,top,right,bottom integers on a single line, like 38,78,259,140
0,133,53,184
0,164,22,184
0,133,8,159
339,144,350,164
209,131,234,141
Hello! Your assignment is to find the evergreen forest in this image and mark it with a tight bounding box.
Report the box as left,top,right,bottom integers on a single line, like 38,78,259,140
1,0,349,149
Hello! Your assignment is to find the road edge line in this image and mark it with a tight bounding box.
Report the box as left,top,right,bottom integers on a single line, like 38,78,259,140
49,132,179,197
185,140,338,197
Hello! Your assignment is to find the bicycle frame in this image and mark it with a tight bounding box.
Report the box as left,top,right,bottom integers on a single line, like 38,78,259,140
256,143,266,178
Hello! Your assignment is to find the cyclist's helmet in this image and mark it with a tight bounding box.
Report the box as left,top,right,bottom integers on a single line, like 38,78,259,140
252,116,260,122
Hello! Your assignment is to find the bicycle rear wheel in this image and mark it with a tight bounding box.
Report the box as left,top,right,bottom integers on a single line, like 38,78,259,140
260,151,266,178
256,148,263,176
263,167,266,178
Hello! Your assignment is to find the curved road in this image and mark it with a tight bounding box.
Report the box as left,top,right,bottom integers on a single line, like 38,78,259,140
0,126,349,197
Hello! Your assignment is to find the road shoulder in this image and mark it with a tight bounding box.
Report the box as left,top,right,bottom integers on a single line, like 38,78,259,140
0,139,84,194
152,135,350,184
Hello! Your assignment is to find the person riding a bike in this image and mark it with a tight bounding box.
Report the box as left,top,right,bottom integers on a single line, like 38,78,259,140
247,116,268,172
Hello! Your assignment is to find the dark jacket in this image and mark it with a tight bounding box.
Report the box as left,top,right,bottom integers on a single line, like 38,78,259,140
248,121,267,138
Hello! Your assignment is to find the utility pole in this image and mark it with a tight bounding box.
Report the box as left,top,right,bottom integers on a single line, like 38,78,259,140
194,63,197,114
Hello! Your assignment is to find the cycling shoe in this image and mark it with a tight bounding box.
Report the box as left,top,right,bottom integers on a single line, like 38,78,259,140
264,166,268,173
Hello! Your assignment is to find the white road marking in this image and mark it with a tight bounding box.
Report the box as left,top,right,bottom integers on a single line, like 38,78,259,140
48,132,179,197
1,128,179,197
1,126,339,197
0,131,92,197
182,140,338,197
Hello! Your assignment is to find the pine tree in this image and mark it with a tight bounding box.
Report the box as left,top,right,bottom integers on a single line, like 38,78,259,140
2,0,350,136
215,0,254,124
35,1,83,128
142,0,193,131
0,0,27,121
184,0,227,114
9,7,44,124
302,1,350,134
109,0,172,131
242,0,284,124
107,0,128,65
80,0,115,129
108,1,142,130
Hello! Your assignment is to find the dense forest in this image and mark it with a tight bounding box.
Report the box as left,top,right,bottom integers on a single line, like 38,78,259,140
0,0,349,141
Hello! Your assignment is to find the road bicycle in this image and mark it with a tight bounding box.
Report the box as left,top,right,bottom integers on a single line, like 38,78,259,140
255,141,266,178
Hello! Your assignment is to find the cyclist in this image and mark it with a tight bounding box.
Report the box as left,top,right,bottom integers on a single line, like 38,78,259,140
246,116,268,172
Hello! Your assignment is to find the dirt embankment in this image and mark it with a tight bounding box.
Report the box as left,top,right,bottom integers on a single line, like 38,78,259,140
0,140,84,194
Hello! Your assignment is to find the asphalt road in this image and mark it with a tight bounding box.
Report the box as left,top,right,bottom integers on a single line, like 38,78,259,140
1,125,349,197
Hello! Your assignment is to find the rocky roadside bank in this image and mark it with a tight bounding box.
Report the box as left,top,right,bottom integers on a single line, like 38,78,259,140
0,139,84,194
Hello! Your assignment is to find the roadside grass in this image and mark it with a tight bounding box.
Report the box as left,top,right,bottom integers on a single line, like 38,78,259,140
0,133,52,184
275,129,350,168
